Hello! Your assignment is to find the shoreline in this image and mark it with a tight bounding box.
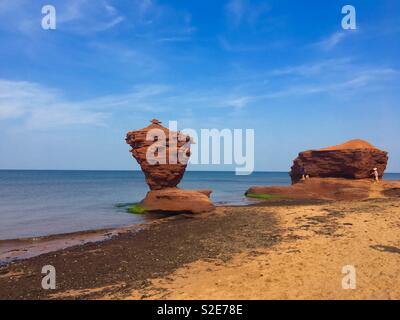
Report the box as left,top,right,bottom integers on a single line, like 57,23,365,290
0,197,264,265
1,180,399,300
0,210,196,266
0,197,323,266
0,204,281,299
0,178,397,265
1,171,399,245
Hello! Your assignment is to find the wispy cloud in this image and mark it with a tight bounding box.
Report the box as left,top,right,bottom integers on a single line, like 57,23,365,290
226,0,245,26
0,78,253,130
125,0,196,40
260,68,397,99
57,0,126,34
224,96,254,109
0,80,108,128
156,37,191,43
269,58,352,77
259,65,397,101
0,57,397,130
225,0,270,27
0,80,171,129
219,36,287,52
313,31,353,51
207,58,399,108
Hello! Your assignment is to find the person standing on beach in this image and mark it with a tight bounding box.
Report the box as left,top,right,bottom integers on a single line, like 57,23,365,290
371,168,379,182
300,166,310,181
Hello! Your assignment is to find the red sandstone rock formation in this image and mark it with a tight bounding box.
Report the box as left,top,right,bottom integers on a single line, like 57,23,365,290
290,139,388,184
126,120,215,213
246,178,370,201
246,178,400,201
141,188,215,213
126,119,192,190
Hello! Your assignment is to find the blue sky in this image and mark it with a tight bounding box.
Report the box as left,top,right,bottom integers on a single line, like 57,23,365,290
0,0,399,172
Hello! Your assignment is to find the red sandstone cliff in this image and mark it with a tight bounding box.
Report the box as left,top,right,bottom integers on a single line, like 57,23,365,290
290,139,388,184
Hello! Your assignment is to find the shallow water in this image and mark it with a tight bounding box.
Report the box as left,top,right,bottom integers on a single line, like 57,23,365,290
0,170,399,240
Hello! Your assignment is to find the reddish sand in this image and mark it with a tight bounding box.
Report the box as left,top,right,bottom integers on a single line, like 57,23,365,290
318,139,377,151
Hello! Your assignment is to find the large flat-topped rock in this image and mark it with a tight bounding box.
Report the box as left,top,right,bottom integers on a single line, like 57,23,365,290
246,178,400,201
141,188,215,214
290,139,388,184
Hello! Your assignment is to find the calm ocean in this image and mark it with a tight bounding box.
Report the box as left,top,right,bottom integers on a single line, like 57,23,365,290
0,170,399,240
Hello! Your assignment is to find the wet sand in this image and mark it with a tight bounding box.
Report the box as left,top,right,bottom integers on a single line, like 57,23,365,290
0,212,177,266
0,229,117,266
0,182,399,300
0,205,281,299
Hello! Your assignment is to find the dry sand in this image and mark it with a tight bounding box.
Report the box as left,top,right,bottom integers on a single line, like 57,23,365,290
126,198,400,300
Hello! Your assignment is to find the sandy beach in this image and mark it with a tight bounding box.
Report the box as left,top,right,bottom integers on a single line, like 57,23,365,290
0,180,399,300
1,0,399,305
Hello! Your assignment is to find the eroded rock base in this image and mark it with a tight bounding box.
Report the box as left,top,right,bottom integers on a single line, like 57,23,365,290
141,188,215,214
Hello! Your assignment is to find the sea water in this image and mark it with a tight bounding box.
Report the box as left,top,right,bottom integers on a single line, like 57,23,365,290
0,170,399,240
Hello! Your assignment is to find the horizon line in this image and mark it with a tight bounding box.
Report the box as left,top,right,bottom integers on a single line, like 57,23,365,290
0,169,399,175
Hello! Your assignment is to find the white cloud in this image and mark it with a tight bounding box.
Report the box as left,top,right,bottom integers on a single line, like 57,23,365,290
0,80,172,129
27,107,108,129
226,0,245,25
137,0,156,19
104,2,118,15
259,66,398,99
224,96,253,109
314,32,349,51
0,79,253,130
219,36,280,52
0,80,109,128
156,37,191,43
225,0,270,27
58,0,126,34
89,16,126,33
0,59,397,130
270,58,352,77
213,58,399,105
